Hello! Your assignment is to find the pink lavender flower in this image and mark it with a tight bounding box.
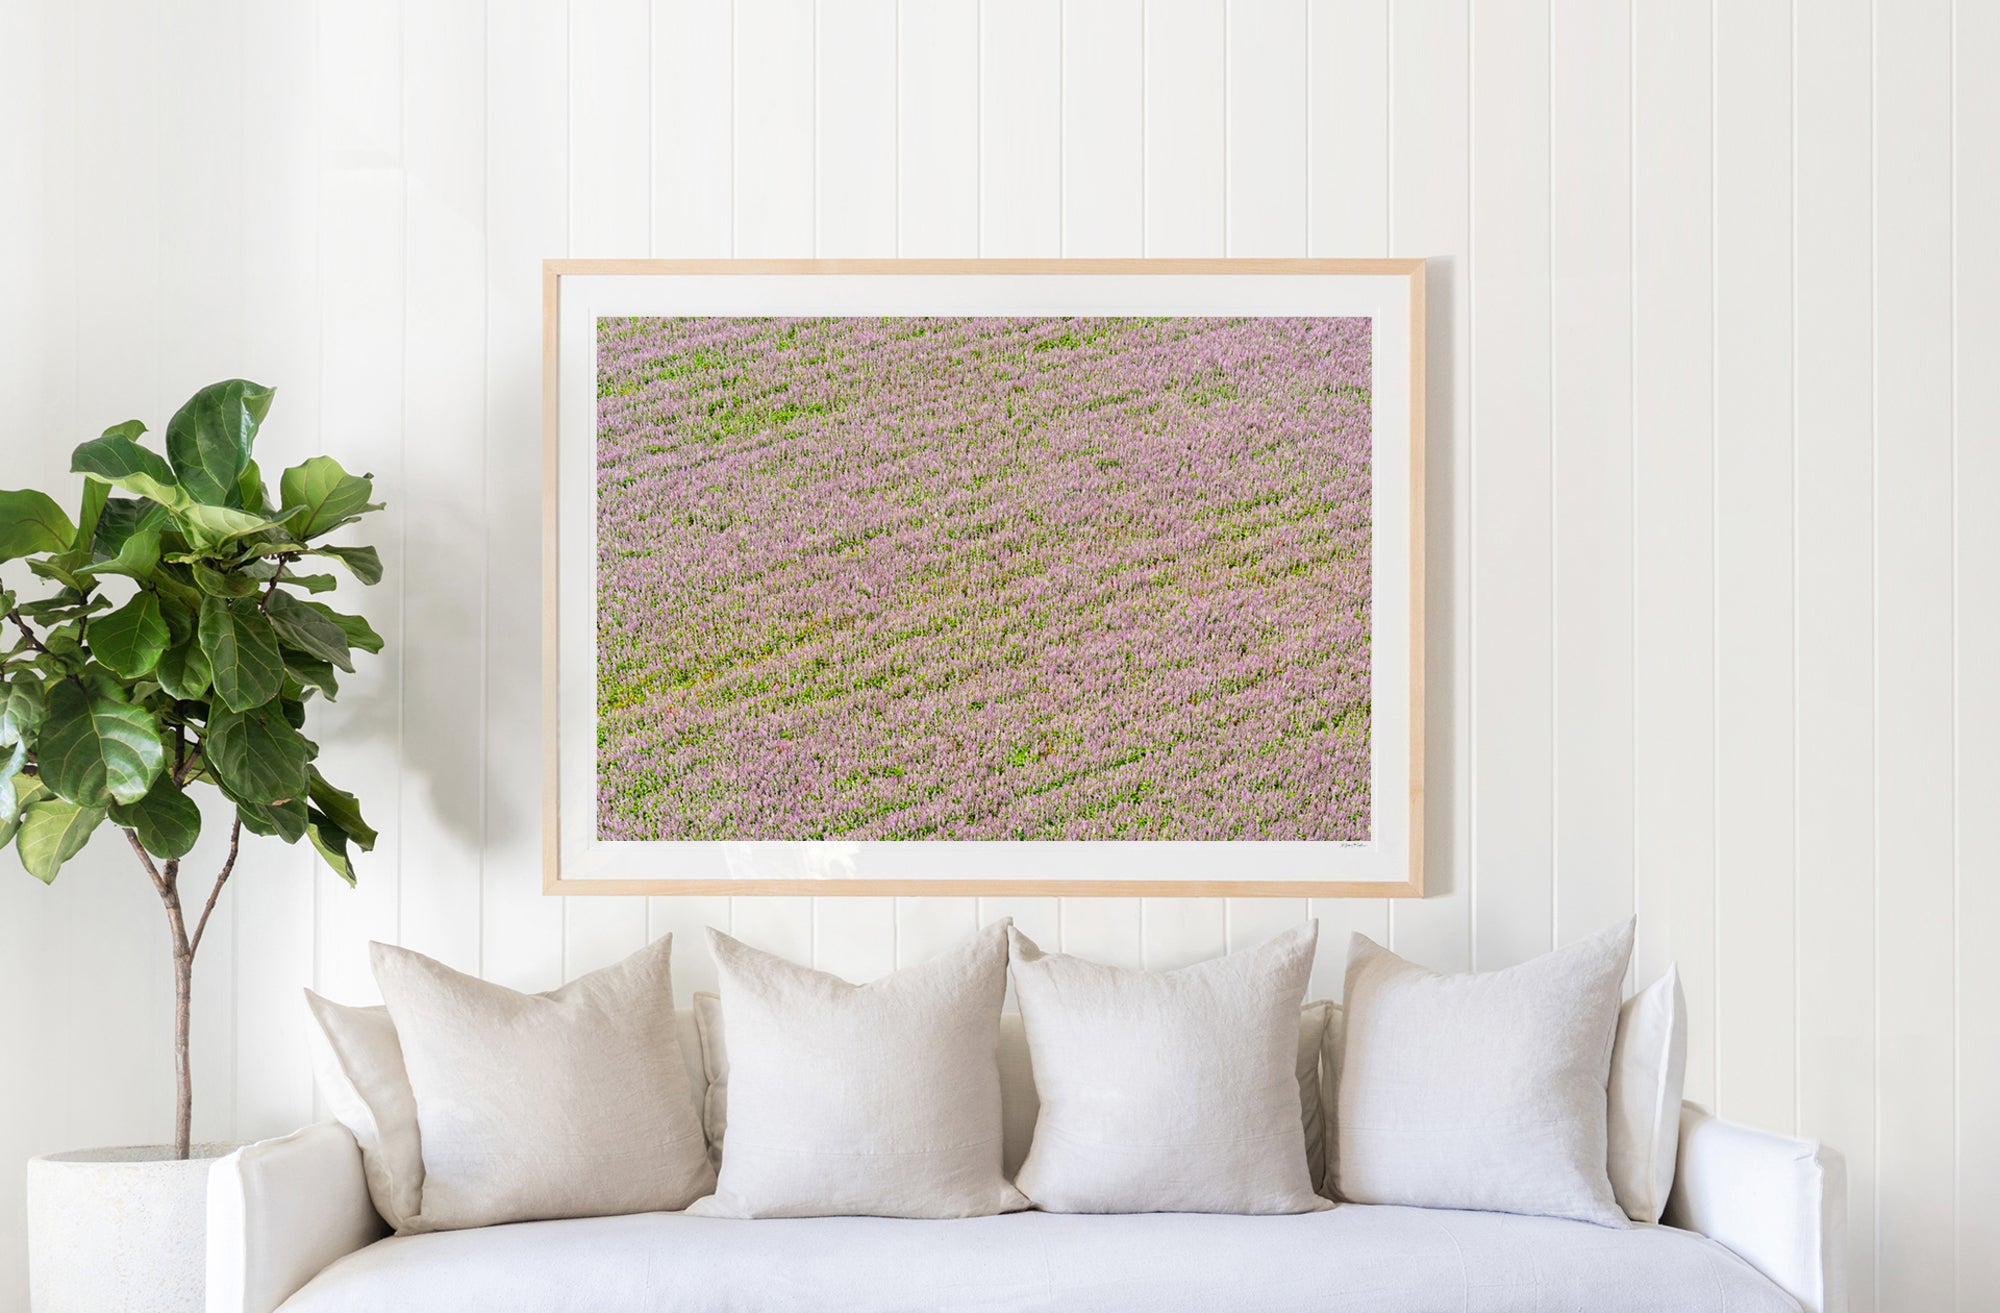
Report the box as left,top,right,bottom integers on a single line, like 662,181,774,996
595,315,1372,841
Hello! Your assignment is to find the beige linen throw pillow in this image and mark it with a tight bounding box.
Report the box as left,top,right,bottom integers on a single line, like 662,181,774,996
1009,922,1328,1215
305,979,711,1233
1334,921,1634,1227
692,993,1335,1191
685,922,1026,1219
372,935,713,1231
302,993,425,1231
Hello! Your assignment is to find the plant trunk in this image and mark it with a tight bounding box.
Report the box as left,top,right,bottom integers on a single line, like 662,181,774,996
172,934,193,1161
130,823,241,1162
127,827,216,1162
159,874,195,1160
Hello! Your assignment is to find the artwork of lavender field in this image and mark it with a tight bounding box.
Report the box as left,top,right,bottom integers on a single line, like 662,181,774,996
595,315,1373,842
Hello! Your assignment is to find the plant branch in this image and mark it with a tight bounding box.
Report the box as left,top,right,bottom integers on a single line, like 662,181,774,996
186,819,242,961
259,555,292,612
5,607,50,656
124,826,169,898
177,737,208,787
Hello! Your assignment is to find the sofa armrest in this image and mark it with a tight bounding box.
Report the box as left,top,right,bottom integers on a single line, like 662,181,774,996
1663,1103,1846,1313
207,1122,387,1313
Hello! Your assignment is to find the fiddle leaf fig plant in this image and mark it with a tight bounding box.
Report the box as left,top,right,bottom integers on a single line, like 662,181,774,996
0,379,384,1159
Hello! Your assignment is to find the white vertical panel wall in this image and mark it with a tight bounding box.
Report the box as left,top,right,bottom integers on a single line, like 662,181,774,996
0,2,1991,1308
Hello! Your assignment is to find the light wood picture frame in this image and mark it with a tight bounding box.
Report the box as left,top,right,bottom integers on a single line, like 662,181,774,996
543,259,1426,898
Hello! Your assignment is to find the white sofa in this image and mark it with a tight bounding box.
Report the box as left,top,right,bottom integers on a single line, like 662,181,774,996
208,1012,1845,1313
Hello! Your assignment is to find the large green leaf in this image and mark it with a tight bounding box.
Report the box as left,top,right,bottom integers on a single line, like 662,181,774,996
307,545,382,585
23,648,83,683
0,490,78,563
229,538,308,565
0,743,24,829
0,681,44,745
175,503,289,549
71,434,187,509
306,813,355,886
279,457,381,540
16,796,106,882
145,568,203,615
198,596,284,711
73,480,109,553
93,497,174,556
13,589,93,623
277,572,337,595
26,554,88,592
165,380,273,507
193,562,261,598
79,665,128,703
265,590,354,672
76,528,161,582
226,787,307,843
91,593,170,678
282,653,339,700
0,768,46,848
204,700,309,805
37,679,166,807
154,636,213,701
108,774,201,859
237,459,268,514
160,597,193,645
308,767,377,851
302,601,384,655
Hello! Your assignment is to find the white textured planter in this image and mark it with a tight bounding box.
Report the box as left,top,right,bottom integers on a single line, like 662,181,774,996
26,1143,239,1313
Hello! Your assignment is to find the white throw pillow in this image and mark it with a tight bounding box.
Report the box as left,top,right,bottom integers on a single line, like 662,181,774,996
685,922,1026,1219
303,992,425,1231
1320,958,1684,1218
693,993,1335,1191
1318,1001,1345,1200
691,991,730,1173
1008,922,1328,1215
1609,963,1687,1222
1296,1000,1333,1192
372,935,713,1231
1334,921,1634,1227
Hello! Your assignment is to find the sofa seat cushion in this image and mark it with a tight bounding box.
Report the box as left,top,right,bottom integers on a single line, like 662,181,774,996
279,1204,1798,1313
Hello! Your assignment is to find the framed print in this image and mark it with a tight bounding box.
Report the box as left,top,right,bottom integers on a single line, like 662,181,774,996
543,259,1425,898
